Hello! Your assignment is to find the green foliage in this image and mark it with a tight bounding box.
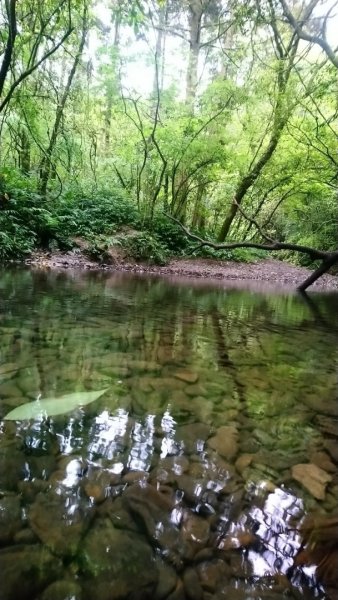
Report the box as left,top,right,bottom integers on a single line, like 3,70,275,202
125,232,169,265
193,244,265,263
0,0,337,270
56,187,141,238
85,234,123,262
0,175,53,259
0,226,35,261
144,213,189,253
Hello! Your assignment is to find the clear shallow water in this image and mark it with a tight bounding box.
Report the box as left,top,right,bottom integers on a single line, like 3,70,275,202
0,268,337,600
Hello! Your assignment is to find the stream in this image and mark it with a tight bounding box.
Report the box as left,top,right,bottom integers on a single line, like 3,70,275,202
0,267,337,600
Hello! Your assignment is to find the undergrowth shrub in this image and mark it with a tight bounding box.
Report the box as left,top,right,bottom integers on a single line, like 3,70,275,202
144,213,189,253
56,188,141,237
193,244,265,262
125,232,169,265
85,234,123,263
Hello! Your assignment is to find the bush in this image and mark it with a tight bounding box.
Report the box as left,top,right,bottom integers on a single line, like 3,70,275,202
55,188,141,237
144,213,189,253
125,232,169,265
0,225,35,260
85,234,123,263
0,171,144,260
192,243,264,262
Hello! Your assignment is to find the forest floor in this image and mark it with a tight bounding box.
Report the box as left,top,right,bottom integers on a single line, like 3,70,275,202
25,249,338,292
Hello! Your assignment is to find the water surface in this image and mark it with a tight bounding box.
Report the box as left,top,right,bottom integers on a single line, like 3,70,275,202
0,268,337,600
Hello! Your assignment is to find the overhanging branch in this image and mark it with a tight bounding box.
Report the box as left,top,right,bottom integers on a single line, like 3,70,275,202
166,214,329,260
166,213,338,290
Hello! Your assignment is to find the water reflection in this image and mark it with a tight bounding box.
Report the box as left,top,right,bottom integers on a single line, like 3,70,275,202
0,268,337,600
88,409,129,461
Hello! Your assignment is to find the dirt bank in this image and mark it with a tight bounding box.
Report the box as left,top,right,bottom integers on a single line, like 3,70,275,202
24,250,338,292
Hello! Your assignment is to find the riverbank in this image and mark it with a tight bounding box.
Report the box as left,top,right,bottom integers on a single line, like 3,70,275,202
24,250,338,291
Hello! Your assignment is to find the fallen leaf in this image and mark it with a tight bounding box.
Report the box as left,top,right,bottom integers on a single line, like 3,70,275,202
4,389,109,420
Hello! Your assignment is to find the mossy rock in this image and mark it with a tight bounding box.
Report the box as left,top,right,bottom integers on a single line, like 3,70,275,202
80,519,158,600
0,545,63,600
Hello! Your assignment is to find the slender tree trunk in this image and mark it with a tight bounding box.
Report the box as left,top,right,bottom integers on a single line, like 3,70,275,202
218,31,298,242
191,182,205,230
163,174,169,211
186,1,203,109
219,0,236,79
0,0,17,98
18,127,30,174
39,6,88,197
152,2,167,101
218,132,282,241
104,18,120,151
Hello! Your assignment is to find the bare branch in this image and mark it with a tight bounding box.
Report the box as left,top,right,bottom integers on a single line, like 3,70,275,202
0,27,74,113
280,0,338,68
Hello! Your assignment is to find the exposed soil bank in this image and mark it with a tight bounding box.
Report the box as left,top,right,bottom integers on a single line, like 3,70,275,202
24,250,338,292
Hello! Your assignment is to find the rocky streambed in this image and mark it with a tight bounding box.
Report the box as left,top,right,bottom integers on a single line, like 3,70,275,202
1,372,337,600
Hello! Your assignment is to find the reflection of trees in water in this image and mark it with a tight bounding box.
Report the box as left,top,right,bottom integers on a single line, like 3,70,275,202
1,268,337,443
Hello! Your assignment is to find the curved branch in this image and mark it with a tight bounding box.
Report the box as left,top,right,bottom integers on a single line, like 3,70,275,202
280,0,338,69
0,27,74,113
166,214,338,290
166,214,334,260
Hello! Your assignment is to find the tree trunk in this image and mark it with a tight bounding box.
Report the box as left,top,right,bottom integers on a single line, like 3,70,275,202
218,12,298,242
18,127,30,174
152,2,167,102
39,6,88,197
218,133,282,241
186,1,203,109
104,18,120,151
191,182,206,230
298,252,338,291
0,0,17,98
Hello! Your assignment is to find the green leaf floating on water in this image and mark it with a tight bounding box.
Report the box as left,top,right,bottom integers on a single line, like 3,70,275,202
4,388,109,420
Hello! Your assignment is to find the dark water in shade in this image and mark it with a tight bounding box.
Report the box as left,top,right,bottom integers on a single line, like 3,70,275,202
0,268,337,600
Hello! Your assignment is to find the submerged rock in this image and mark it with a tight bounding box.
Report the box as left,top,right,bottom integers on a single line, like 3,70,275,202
310,451,337,474
0,494,22,545
183,567,204,600
40,580,82,600
292,463,332,500
174,370,199,384
158,455,190,476
154,562,177,599
235,453,254,475
0,544,63,600
181,513,210,548
81,519,157,600
324,440,338,464
175,423,211,454
29,489,94,556
208,426,239,460
196,559,230,593
0,448,26,491
122,482,183,564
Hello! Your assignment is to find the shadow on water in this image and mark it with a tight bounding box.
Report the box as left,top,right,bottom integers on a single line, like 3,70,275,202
0,268,337,600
